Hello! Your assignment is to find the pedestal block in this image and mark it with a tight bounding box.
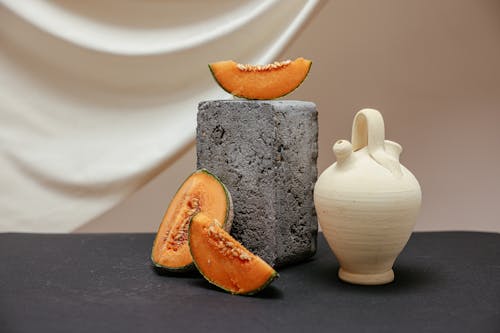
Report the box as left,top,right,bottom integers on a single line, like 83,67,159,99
196,100,318,267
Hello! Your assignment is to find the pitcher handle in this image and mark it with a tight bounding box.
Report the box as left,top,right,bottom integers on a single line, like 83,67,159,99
351,108,402,176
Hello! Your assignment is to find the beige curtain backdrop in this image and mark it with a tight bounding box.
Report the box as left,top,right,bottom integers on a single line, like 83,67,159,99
1,0,322,232
79,0,500,233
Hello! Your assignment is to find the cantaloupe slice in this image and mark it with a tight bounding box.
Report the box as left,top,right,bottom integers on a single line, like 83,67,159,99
151,169,233,272
189,213,278,295
209,57,312,100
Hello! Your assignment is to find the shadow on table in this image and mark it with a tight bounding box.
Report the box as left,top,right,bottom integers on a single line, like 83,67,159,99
150,262,284,299
393,264,439,290
188,279,284,299
151,265,201,278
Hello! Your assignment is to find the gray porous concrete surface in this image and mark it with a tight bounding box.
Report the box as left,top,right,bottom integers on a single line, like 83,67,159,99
196,100,318,267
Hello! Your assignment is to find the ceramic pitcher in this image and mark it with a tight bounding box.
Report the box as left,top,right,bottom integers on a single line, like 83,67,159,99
314,108,421,285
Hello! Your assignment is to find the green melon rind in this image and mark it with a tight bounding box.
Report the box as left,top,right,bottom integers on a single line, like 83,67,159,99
188,214,279,295
198,169,234,233
208,61,312,100
151,168,233,272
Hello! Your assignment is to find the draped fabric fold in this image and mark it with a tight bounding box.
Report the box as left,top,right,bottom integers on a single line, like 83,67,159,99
0,0,322,232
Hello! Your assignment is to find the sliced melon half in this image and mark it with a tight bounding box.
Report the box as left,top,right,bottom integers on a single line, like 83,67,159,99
151,169,233,272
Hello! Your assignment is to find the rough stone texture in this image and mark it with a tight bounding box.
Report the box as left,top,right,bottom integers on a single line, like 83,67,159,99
196,100,318,267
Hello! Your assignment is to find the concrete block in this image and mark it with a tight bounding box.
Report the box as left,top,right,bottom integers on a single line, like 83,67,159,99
196,100,318,267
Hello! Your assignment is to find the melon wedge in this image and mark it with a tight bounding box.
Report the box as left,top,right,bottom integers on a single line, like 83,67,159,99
189,213,278,295
209,57,312,100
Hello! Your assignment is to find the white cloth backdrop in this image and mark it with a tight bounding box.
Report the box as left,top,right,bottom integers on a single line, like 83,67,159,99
0,0,322,232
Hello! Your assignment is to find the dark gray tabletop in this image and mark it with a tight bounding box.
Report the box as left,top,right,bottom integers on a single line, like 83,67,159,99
1,231,499,333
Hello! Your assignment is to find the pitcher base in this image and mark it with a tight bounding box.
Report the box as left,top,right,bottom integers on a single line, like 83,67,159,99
338,268,394,285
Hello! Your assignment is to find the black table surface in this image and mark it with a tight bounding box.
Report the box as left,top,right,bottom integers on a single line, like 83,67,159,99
1,231,499,333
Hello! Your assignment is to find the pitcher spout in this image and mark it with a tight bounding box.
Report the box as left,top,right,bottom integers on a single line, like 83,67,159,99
333,140,353,168
384,140,402,162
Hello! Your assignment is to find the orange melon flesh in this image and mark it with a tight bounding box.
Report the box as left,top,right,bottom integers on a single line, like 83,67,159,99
189,213,278,295
209,57,312,100
151,169,233,271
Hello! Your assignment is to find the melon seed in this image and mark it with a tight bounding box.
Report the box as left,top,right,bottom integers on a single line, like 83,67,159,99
239,253,250,261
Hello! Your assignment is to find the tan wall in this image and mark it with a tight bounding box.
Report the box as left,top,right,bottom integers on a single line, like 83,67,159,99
77,0,500,233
